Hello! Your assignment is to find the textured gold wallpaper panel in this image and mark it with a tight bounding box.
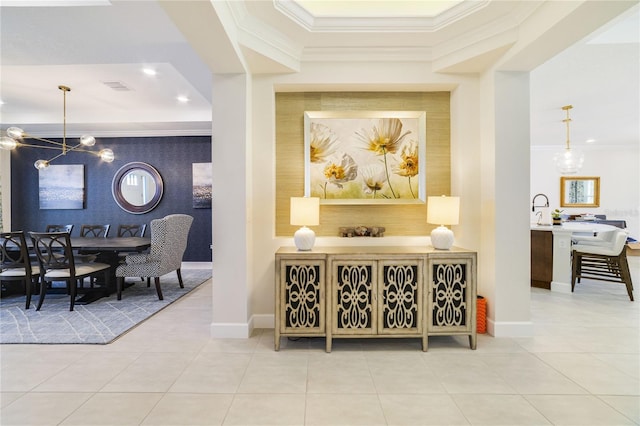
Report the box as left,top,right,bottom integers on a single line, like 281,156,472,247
275,92,450,237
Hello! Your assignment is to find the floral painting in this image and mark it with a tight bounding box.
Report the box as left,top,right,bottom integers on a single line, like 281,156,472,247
304,111,426,204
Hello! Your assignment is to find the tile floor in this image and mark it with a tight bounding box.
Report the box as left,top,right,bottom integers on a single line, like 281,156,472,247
1,259,638,425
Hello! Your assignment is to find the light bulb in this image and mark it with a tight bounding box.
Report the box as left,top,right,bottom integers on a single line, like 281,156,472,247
80,135,96,146
6,127,24,139
34,160,49,170
0,136,18,150
99,149,114,162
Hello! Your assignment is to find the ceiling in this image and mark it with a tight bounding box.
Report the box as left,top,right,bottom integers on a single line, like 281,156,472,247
0,0,638,148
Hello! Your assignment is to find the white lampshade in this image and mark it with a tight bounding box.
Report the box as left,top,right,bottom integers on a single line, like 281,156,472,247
290,197,319,226
427,196,460,250
290,197,320,251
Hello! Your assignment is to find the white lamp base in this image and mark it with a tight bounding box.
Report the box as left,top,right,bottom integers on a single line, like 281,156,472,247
294,226,316,251
431,226,454,250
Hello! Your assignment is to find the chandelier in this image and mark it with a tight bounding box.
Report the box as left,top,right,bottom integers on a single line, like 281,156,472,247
553,105,584,175
0,85,114,170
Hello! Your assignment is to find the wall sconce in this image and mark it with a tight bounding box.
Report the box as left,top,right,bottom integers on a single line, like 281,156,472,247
290,197,320,251
427,195,460,250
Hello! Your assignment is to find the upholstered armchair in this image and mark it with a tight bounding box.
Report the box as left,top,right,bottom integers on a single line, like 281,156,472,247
115,214,193,300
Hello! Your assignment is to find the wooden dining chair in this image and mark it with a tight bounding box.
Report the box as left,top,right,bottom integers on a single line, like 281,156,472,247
29,231,111,311
117,224,147,238
80,224,110,238
45,224,74,235
0,231,39,309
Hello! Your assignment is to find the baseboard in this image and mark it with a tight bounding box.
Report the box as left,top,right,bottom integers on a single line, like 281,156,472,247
251,314,275,329
182,262,212,269
551,280,572,293
210,322,251,338
487,318,534,337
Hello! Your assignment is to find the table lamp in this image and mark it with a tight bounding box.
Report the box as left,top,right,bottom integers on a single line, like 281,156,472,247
427,195,460,250
290,197,320,251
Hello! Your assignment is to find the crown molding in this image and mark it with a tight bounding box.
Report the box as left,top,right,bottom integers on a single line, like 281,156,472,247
302,46,432,62
274,0,490,33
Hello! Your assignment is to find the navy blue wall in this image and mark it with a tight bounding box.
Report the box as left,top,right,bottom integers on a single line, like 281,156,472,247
10,136,212,262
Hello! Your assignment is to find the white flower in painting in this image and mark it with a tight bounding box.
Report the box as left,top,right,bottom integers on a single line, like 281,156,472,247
361,164,386,195
323,153,358,189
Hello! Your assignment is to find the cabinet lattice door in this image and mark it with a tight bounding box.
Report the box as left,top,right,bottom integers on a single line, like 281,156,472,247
280,259,325,334
332,260,376,335
378,260,423,335
427,256,475,337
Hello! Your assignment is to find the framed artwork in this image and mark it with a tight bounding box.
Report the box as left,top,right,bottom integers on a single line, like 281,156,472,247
304,111,426,204
38,164,85,209
192,162,212,209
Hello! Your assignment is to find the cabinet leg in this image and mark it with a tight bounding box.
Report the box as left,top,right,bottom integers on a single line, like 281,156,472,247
275,332,280,351
422,335,428,352
469,334,477,350
326,337,332,353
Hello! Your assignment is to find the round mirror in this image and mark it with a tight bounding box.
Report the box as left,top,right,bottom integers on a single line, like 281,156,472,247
112,162,164,214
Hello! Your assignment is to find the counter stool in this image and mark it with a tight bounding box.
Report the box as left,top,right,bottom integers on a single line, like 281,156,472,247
571,229,634,301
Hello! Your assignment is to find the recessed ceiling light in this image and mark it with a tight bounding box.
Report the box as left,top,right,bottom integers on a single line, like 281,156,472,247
585,138,596,143
142,68,157,76
177,95,189,103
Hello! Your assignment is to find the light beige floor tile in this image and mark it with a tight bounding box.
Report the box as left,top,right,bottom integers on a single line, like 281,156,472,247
525,394,637,425
307,354,376,394
379,394,470,425
536,352,640,395
61,392,162,425
480,353,588,394
223,393,306,425
453,394,551,425
100,351,194,392
0,350,88,392
0,392,24,408
141,393,233,425
592,353,640,379
0,392,92,425
423,353,516,394
598,395,640,424
305,394,387,425
237,352,309,393
366,352,446,394
170,352,251,393
34,351,140,392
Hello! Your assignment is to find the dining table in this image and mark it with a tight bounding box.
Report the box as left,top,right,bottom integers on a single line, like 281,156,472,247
69,236,151,304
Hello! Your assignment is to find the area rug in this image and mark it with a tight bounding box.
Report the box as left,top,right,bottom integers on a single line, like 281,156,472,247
0,269,211,344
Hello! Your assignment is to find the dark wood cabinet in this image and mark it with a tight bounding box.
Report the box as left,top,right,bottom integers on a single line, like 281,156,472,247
531,230,553,289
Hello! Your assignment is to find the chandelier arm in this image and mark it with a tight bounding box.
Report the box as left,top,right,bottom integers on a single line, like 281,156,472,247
21,135,66,148
14,143,68,150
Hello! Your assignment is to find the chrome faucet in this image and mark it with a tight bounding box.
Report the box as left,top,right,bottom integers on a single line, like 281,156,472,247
532,193,549,212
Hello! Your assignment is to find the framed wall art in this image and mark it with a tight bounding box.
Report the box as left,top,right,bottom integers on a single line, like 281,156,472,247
304,111,426,204
192,162,212,209
38,164,85,209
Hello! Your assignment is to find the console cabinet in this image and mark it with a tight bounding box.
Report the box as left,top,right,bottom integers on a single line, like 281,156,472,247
275,247,477,352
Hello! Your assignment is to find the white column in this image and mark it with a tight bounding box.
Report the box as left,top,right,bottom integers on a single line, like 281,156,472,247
480,71,533,337
550,227,573,293
210,73,253,338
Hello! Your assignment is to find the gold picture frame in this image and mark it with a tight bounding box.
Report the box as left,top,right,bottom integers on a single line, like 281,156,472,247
304,110,426,204
560,176,600,208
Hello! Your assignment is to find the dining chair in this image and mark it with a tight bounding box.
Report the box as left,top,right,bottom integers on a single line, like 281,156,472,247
45,224,74,235
115,214,193,301
571,229,634,301
29,231,111,311
0,231,39,309
117,224,147,238
80,224,110,238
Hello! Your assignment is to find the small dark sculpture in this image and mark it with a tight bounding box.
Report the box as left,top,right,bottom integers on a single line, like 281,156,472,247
339,226,385,238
